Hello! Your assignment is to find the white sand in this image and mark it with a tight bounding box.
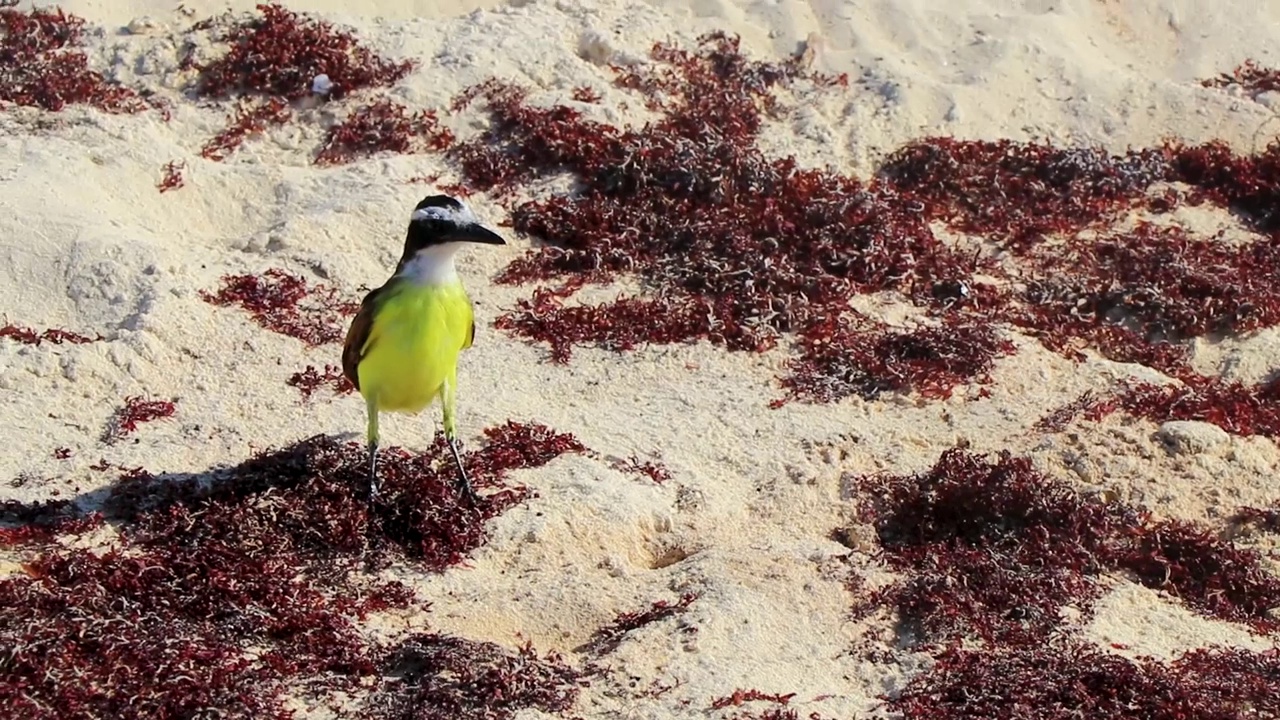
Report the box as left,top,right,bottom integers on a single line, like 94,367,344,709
2,0,1279,716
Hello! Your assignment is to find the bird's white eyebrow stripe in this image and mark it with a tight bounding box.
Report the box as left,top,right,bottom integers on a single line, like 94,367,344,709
410,203,478,226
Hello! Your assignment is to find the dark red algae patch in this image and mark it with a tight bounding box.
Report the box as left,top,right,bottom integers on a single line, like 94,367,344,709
288,363,354,399
195,3,414,102
200,268,359,346
0,421,587,719
156,159,186,192
1202,59,1280,98
882,640,1280,720
0,498,102,547
855,447,1280,644
188,3,416,160
581,592,699,654
0,323,100,345
102,396,176,444
877,138,1169,247
1115,518,1280,630
450,35,992,393
367,634,583,720
775,314,1014,406
854,448,1135,644
1233,502,1280,534
0,2,163,115
442,35,1280,404
315,98,454,166
1044,375,1280,440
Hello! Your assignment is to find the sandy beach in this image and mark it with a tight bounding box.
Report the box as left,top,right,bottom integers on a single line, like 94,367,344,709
2,0,1279,718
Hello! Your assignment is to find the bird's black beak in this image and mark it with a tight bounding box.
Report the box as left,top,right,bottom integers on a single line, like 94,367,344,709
449,224,506,245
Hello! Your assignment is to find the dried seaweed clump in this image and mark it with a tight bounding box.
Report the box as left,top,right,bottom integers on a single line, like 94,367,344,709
1088,375,1280,439
1113,518,1280,629
0,3,159,115
583,593,699,654
288,363,353,400
190,3,416,160
1202,58,1280,98
369,633,583,720
0,421,586,719
878,138,1170,246
102,396,176,444
855,448,1134,644
200,268,358,346
884,641,1280,720
0,498,102,548
315,98,455,166
0,323,99,345
451,33,998,403
1167,139,1280,232
195,3,414,101
776,314,1015,406
857,447,1280,643
200,96,292,160
993,222,1280,378
443,36,1280,408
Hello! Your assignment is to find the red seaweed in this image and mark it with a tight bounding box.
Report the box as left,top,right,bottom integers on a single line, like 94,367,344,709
883,641,1280,719
1202,58,1280,98
583,593,699,654
195,3,414,102
157,160,186,192
103,396,176,444
0,3,162,115
855,447,1280,645
200,268,358,346
314,98,454,166
287,363,354,399
0,421,588,718
1,323,100,345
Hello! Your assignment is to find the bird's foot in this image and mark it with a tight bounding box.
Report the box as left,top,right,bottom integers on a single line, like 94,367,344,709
367,442,380,502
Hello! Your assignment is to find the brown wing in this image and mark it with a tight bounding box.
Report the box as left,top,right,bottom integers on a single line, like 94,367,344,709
341,286,385,391
463,319,475,349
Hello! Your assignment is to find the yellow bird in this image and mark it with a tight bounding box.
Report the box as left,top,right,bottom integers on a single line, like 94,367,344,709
341,195,506,503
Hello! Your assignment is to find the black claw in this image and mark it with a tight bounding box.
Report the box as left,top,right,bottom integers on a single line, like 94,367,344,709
448,438,483,508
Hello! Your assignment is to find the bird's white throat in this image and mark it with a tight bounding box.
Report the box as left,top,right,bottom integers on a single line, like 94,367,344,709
399,243,462,286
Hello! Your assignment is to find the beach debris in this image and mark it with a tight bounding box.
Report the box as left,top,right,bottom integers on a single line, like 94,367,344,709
576,28,614,65
156,159,186,192
0,421,587,718
0,323,100,345
0,3,164,115
314,97,454,166
287,363,353,399
582,593,699,654
103,396,176,444
199,268,359,346
710,688,797,710
190,3,415,159
311,72,334,96
1203,58,1280,98
853,447,1280,644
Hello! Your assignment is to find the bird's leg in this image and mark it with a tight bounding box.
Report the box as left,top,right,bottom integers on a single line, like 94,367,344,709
442,376,481,506
366,398,380,501
447,433,480,506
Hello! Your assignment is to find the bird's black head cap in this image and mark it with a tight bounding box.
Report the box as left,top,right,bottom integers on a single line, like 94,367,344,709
402,194,506,258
